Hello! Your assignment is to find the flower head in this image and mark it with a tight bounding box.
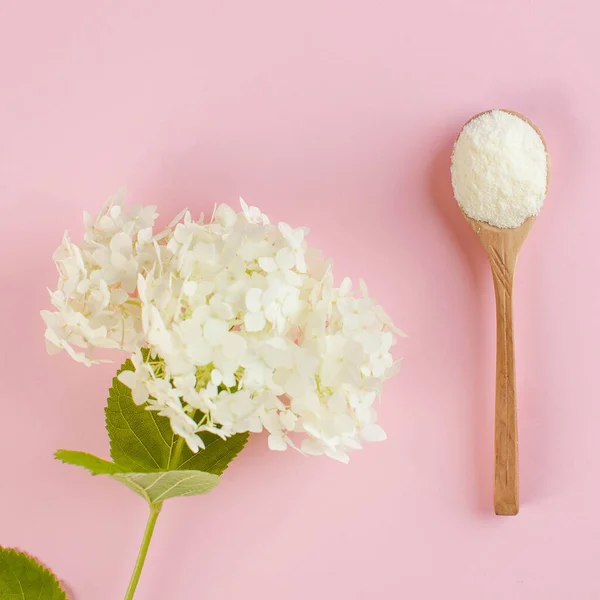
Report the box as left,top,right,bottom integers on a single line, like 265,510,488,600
43,193,402,461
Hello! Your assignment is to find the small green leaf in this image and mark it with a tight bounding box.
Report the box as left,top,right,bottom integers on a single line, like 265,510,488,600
55,450,122,475
0,547,67,599
55,450,220,504
105,356,249,475
112,470,219,503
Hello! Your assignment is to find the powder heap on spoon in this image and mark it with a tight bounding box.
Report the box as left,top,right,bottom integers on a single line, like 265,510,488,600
451,109,548,229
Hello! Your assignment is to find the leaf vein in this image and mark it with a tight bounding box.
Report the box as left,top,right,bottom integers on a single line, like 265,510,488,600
152,473,200,503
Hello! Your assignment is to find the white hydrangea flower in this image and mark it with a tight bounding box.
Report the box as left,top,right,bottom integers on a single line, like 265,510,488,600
43,192,402,462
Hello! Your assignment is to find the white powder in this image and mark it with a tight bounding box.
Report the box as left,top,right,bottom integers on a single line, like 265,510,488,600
451,110,548,229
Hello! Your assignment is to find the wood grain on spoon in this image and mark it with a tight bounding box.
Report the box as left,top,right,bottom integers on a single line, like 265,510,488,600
465,216,533,515
455,110,549,516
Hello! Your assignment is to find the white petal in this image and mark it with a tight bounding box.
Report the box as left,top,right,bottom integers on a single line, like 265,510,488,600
221,370,236,388
167,208,188,229
148,307,173,353
137,274,148,303
221,332,247,359
62,343,93,366
258,257,278,273
360,424,387,442
246,416,264,433
90,335,120,349
343,438,363,450
211,369,223,386
138,227,153,243
244,311,266,332
268,434,287,451
284,270,303,287
295,251,307,273
359,278,369,298
328,393,347,412
280,411,297,430
187,438,200,452
188,338,213,364
203,318,228,344
245,288,263,312
301,438,325,456
117,370,137,389
183,281,198,297
76,279,91,294
45,336,62,355
132,386,150,406
325,448,350,463
281,293,300,317
110,231,132,255
111,252,129,269
110,288,129,305
276,247,295,271
339,277,352,296
215,203,237,228
263,303,280,324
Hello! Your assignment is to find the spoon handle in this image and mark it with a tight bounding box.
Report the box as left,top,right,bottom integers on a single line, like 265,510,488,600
489,248,519,515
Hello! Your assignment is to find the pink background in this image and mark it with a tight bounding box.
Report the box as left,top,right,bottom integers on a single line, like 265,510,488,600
0,1,598,598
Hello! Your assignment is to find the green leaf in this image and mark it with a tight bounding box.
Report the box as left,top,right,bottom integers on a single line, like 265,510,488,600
55,450,219,503
111,470,219,503
54,450,122,475
0,547,67,599
105,356,249,475
105,357,175,472
173,424,249,476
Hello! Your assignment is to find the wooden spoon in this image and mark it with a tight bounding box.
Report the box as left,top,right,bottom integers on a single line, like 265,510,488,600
455,110,549,516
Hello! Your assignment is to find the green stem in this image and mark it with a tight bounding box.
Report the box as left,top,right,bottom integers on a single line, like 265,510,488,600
123,502,163,600
169,436,187,469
